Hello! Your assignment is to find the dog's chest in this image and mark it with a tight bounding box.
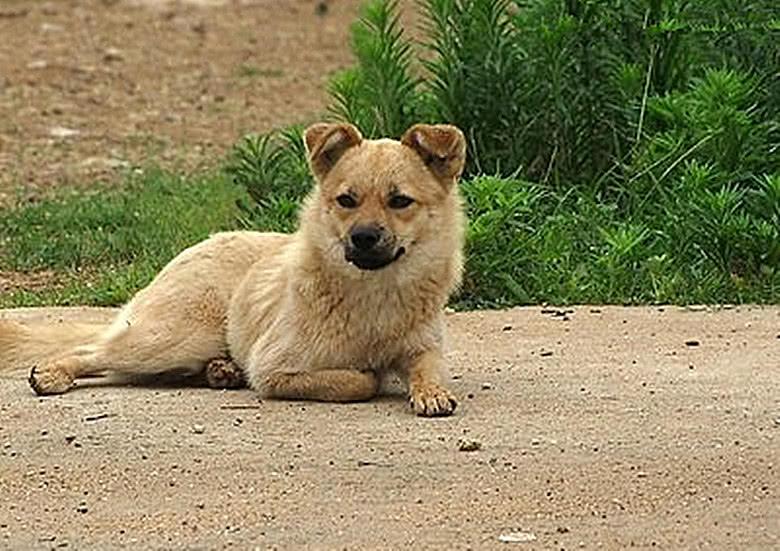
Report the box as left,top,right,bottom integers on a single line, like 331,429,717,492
296,287,415,370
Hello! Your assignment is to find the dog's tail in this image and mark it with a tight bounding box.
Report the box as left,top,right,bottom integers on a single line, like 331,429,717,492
0,320,107,373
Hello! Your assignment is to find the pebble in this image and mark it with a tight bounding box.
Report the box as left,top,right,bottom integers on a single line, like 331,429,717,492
49,126,80,139
103,47,123,62
458,440,481,452
192,425,205,434
498,531,536,543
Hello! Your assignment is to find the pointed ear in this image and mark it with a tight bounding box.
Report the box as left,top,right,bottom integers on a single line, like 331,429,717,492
401,124,466,184
304,123,363,181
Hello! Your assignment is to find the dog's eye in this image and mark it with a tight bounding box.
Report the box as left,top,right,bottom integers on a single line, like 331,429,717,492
336,194,357,208
388,195,415,209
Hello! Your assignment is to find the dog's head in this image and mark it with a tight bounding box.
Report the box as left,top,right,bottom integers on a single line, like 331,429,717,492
302,122,466,274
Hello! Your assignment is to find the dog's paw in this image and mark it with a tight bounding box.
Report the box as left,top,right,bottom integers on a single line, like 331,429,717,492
409,383,457,417
29,364,74,395
205,358,246,389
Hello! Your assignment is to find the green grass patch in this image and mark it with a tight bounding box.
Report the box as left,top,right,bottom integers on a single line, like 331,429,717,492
236,64,284,79
0,169,245,308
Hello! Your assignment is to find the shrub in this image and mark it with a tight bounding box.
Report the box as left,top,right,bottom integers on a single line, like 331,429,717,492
227,0,779,307
226,126,312,233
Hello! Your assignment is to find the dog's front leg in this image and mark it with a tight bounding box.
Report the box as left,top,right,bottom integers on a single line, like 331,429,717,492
405,350,457,417
261,369,379,402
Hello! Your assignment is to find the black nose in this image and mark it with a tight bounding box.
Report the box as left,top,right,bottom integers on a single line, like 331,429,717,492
350,226,382,251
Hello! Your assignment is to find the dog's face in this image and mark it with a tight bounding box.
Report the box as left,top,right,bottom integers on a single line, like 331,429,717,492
303,123,466,272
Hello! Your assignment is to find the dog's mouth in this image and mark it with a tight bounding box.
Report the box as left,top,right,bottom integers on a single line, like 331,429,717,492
345,246,406,271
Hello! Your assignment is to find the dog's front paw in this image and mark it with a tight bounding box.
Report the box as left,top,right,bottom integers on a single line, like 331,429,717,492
409,383,457,417
205,358,246,389
29,364,74,395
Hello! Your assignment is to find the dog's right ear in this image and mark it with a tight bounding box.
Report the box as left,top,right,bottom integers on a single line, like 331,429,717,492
304,123,363,181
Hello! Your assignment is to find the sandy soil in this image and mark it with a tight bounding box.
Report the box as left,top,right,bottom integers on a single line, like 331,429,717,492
0,0,362,202
1,305,778,549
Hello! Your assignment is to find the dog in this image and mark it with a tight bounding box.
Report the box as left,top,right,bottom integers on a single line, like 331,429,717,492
0,122,466,416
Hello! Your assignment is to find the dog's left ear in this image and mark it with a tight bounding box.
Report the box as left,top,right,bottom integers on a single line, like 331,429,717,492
401,124,466,186
304,123,363,181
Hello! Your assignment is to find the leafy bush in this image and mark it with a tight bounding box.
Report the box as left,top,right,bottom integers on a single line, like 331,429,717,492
328,0,422,137
331,0,778,184
226,126,312,233
226,0,779,307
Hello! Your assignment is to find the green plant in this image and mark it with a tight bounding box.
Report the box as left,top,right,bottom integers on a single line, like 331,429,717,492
225,126,312,232
328,0,422,138
219,0,779,308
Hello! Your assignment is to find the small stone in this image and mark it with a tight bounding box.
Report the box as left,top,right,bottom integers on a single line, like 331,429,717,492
40,22,63,33
502,324,513,331
103,47,123,62
498,531,536,543
27,60,48,70
49,126,80,139
481,382,492,390
684,340,700,347
458,440,481,452
76,503,88,514
192,425,205,434
540,350,553,357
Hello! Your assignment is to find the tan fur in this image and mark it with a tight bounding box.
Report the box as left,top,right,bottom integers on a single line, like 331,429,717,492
0,123,466,416
0,320,104,371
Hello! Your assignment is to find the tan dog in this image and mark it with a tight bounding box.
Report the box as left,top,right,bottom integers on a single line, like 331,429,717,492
0,122,466,416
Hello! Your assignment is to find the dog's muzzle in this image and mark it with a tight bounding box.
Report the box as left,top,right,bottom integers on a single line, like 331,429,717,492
345,225,406,271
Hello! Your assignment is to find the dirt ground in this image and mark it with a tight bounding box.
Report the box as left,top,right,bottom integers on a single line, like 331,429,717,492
0,305,778,549
0,0,364,203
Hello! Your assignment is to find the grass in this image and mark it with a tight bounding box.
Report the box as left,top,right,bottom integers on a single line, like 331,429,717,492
0,168,244,308
3,162,775,310
236,64,284,79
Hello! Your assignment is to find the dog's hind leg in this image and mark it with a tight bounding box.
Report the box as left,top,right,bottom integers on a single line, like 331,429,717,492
204,357,246,389
28,313,226,395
